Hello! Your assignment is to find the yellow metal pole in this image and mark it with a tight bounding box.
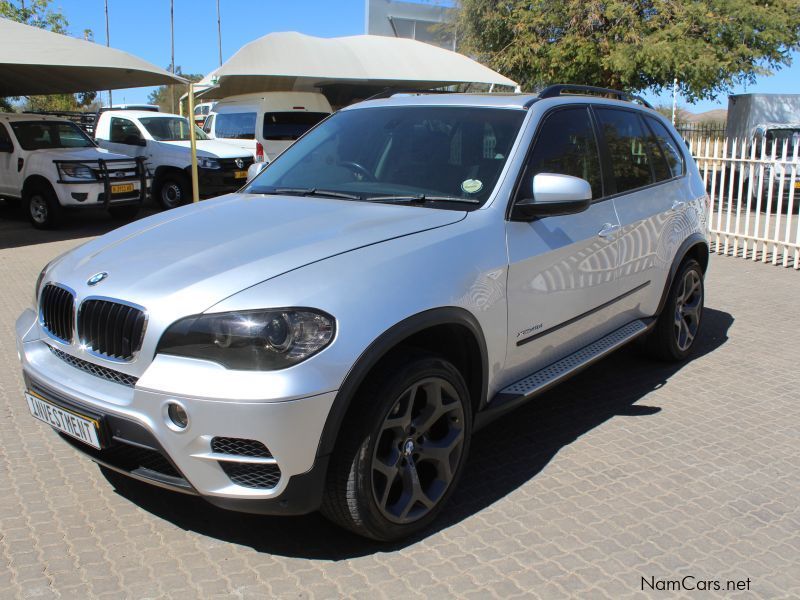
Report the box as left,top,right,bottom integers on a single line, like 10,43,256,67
187,82,200,203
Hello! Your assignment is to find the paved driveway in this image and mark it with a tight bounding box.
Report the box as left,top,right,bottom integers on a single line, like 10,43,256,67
1,211,798,598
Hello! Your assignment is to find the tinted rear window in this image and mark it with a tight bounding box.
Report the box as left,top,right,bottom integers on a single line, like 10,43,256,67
595,108,654,194
215,112,256,139
262,112,328,141
644,116,685,178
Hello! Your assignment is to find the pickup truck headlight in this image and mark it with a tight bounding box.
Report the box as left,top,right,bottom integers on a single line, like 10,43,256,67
197,157,221,169
58,163,96,180
156,309,335,370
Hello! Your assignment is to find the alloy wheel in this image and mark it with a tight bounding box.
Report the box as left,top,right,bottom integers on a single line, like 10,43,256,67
674,269,702,352
29,195,48,224
371,377,466,524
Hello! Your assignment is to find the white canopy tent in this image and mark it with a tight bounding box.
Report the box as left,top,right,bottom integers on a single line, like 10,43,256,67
0,17,186,96
0,17,202,202
197,31,517,99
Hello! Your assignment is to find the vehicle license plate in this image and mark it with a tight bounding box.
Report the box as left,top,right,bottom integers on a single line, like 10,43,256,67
25,391,101,449
110,182,135,194
234,170,248,179
795,180,800,189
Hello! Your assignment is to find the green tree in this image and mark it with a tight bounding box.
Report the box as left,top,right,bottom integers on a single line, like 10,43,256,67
1,0,96,111
457,0,800,102
0,0,68,33
148,67,202,113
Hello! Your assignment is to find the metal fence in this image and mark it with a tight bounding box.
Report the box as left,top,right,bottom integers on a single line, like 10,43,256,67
677,123,726,140
688,137,800,269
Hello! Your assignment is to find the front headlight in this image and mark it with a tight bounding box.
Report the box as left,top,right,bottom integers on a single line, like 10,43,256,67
197,157,221,169
58,163,96,180
156,309,335,370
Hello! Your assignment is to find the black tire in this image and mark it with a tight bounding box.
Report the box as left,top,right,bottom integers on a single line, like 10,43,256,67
24,182,62,229
154,172,190,210
108,204,141,221
321,352,472,541
645,258,704,361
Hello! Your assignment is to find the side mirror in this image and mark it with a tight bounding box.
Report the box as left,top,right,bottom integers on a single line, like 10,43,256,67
246,161,269,183
0,139,13,153
511,173,592,221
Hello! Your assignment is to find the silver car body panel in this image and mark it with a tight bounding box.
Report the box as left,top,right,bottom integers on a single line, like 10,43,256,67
16,93,708,503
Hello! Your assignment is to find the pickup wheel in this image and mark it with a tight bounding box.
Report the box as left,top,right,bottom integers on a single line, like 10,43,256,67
24,182,62,229
321,353,472,541
154,172,190,210
646,258,704,361
108,205,141,221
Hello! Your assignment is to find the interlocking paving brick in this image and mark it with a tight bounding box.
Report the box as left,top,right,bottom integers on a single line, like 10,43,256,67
1,211,798,598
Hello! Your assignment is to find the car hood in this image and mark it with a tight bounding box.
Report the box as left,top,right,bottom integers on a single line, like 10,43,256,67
38,147,134,161
48,194,466,318
158,139,252,158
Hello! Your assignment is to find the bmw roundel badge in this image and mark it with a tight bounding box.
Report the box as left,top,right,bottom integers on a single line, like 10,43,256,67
87,272,108,286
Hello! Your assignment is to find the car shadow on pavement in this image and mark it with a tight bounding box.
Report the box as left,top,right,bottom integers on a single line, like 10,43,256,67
0,199,158,250
102,307,733,560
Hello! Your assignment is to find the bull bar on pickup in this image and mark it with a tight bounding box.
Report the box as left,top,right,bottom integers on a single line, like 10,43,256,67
54,156,148,206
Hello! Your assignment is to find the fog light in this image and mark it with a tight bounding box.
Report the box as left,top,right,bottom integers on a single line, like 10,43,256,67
71,192,88,202
167,403,188,429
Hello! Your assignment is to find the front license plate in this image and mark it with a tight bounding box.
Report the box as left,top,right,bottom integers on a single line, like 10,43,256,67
234,170,248,179
110,182,135,194
794,181,800,189
25,391,101,449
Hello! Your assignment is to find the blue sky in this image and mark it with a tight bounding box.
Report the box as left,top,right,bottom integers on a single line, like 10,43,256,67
53,0,800,113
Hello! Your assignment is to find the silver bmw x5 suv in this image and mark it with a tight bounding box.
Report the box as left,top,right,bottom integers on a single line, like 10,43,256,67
16,85,709,540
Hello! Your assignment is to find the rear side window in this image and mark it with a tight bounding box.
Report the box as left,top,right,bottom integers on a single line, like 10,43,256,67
262,112,328,141
215,112,256,140
524,107,603,199
644,116,685,178
595,108,653,193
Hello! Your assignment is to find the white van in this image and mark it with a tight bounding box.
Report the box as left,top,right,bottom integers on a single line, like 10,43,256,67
207,92,332,162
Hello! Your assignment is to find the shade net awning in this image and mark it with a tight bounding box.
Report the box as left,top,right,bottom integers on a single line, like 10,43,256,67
198,32,517,98
0,17,186,96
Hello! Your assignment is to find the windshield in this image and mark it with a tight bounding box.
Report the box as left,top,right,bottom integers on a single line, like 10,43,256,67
244,106,525,206
10,121,95,150
140,116,209,141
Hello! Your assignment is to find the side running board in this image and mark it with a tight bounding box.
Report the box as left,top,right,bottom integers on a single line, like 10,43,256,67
474,319,653,430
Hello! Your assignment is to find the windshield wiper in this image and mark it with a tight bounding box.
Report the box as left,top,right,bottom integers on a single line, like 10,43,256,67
270,187,363,201
367,194,480,205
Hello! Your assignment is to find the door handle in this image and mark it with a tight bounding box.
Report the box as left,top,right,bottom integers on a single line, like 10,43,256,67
598,223,619,238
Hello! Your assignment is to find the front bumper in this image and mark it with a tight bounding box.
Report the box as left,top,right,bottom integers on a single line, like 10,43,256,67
53,180,145,208
15,308,336,515
197,168,248,198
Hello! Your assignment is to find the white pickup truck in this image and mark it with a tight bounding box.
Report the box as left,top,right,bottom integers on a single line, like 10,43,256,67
94,110,254,209
0,113,146,229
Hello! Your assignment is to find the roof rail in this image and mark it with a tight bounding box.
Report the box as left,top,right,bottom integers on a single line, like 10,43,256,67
538,84,654,109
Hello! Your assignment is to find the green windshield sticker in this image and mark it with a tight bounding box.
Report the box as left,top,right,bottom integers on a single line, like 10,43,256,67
461,179,483,194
